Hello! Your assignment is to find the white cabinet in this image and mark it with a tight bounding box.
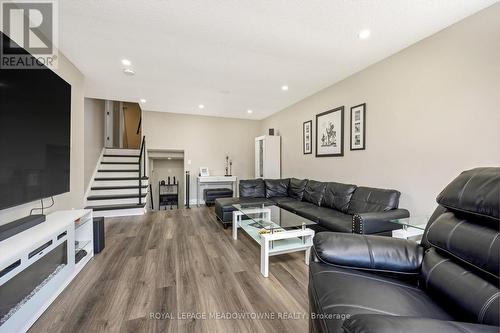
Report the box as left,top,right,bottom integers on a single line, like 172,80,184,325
255,135,281,179
0,210,94,333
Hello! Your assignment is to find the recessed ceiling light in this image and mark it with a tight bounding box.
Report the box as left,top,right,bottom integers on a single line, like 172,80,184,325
247,109,253,114
167,157,172,160
358,29,371,40
140,98,146,103
123,68,135,75
281,85,289,91
198,104,205,109
121,59,132,66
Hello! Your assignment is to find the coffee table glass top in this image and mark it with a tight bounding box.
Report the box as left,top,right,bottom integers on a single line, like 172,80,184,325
232,203,316,229
232,203,316,245
389,216,429,231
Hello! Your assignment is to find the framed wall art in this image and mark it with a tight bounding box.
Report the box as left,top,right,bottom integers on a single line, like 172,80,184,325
199,167,210,177
350,103,366,150
303,120,312,154
315,106,344,157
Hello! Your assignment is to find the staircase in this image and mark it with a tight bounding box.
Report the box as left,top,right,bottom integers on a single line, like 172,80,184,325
85,145,149,218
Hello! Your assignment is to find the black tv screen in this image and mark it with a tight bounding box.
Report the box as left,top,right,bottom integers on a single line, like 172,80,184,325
0,33,71,210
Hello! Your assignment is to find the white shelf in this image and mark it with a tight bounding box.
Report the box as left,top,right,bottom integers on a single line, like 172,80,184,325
75,240,92,253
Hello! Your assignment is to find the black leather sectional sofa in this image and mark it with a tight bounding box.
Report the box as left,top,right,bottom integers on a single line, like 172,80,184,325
215,178,409,235
308,167,500,333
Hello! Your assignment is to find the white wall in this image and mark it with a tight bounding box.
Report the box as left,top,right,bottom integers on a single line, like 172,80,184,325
0,53,85,225
261,4,500,216
143,111,261,202
84,98,105,189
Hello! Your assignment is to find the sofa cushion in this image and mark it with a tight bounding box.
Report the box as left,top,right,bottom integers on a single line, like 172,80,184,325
322,182,357,213
318,211,353,233
239,179,265,198
341,315,499,333
288,178,308,201
313,232,424,274
303,180,326,206
264,178,290,198
347,186,400,214
269,196,298,206
279,200,311,213
426,211,500,279
421,249,499,326
436,167,500,221
286,204,330,223
288,202,324,222
309,263,452,333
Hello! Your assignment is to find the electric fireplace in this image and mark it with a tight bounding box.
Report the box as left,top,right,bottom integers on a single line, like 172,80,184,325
0,241,67,325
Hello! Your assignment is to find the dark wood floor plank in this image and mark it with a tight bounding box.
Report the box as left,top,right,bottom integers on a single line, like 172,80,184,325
155,239,176,288
151,286,178,332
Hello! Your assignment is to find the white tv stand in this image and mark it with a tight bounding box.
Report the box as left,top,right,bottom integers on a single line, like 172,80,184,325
0,209,94,333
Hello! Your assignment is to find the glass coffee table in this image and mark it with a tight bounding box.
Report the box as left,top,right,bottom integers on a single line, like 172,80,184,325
232,203,316,277
390,216,429,241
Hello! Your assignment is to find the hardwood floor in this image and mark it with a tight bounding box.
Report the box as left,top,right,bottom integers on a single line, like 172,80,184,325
29,207,309,333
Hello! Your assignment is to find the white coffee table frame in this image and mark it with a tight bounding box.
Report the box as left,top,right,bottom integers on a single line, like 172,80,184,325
232,208,315,277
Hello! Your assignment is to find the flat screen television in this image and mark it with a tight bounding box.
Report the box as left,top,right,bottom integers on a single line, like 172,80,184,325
0,32,71,210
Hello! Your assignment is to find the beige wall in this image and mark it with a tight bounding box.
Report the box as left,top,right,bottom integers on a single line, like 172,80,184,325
0,53,85,225
84,98,105,189
143,111,261,202
261,4,500,217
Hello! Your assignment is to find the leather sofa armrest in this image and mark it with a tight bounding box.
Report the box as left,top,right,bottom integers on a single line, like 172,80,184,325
342,314,499,333
313,232,423,275
352,209,410,234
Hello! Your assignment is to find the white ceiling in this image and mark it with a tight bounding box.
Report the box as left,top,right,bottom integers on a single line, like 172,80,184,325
59,0,497,120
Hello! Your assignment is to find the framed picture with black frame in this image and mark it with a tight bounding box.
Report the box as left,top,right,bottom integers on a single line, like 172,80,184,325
350,103,366,151
315,106,344,157
303,120,312,154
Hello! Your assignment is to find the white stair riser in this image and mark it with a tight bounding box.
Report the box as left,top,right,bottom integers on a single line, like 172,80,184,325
102,156,139,163
97,171,139,178
93,179,148,187
90,188,145,196
99,164,139,170
87,197,146,206
105,148,140,156
92,207,146,218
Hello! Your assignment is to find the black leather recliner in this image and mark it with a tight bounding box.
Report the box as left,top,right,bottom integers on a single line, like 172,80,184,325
308,167,500,332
